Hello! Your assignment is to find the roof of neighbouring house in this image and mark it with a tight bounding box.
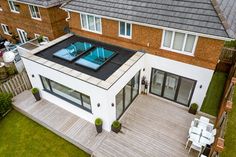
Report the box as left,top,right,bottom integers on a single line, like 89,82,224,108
62,0,236,39
15,0,67,8
213,0,236,39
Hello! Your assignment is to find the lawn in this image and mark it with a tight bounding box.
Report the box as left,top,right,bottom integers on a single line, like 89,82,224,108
221,90,236,157
200,72,228,116
0,110,90,157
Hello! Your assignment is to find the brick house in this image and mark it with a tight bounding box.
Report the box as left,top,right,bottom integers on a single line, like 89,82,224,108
18,0,235,131
0,0,68,43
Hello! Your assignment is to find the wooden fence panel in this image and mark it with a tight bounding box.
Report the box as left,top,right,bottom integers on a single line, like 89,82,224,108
0,70,32,96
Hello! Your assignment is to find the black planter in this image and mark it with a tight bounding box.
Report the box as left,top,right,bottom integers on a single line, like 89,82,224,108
95,124,103,133
188,108,197,115
33,92,41,101
111,124,122,133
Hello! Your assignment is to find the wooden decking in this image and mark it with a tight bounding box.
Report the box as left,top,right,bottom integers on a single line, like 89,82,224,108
13,91,199,157
93,95,198,157
13,91,108,154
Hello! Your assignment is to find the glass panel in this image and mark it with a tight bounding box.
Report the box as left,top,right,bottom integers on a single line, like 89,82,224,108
41,77,50,91
150,69,165,95
163,30,173,48
132,72,139,99
163,74,179,100
50,81,82,106
184,34,196,53
120,22,125,35
124,81,132,108
81,14,87,29
177,78,195,106
116,89,124,119
82,94,91,110
88,15,95,31
173,32,185,51
95,17,101,32
126,23,131,36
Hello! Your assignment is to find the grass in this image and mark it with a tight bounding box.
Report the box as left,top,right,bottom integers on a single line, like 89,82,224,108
200,72,228,116
221,90,236,157
0,110,90,157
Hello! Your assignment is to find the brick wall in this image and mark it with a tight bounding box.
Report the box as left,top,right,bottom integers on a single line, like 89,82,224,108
69,12,225,70
0,0,67,42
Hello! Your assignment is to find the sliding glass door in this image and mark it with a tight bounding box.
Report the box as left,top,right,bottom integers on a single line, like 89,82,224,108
116,71,140,119
150,68,196,106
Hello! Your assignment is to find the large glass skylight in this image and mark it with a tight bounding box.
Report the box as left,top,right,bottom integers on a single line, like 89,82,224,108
75,47,116,70
53,42,93,61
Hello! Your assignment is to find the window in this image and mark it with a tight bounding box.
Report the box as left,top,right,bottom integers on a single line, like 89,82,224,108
0,4,3,11
40,76,92,112
29,5,41,19
162,30,197,55
1,24,11,35
8,0,20,13
80,13,101,33
119,21,132,38
150,68,196,106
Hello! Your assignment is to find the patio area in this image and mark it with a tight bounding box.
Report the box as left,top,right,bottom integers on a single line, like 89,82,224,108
13,91,201,157
93,95,198,157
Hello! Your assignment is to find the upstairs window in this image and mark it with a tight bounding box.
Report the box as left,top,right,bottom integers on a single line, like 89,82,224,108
80,13,101,34
162,30,197,56
0,4,3,11
119,21,132,39
29,5,41,20
1,24,11,35
8,0,20,13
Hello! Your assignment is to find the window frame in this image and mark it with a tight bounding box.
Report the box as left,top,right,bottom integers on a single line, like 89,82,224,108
161,30,198,56
80,13,102,34
28,5,41,20
8,0,19,13
1,24,11,35
119,21,132,39
40,76,92,113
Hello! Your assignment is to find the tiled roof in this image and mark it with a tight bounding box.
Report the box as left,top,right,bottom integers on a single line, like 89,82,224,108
213,0,236,38
62,0,231,38
16,0,67,8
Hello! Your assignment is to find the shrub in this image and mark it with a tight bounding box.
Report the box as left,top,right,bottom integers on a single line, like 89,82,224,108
190,103,198,110
224,40,236,48
112,120,121,128
37,35,44,43
6,66,16,76
0,92,13,117
31,88,39,94
95,118,103,126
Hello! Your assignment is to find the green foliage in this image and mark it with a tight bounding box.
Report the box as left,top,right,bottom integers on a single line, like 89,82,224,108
224,40,236,48
200,72,228,116
190,103,198,111
6,66,16,76
0,110,89,156
31,88,39,94
95,118,103,126
112,120,121,128
37,35,44,43
0,92,13,117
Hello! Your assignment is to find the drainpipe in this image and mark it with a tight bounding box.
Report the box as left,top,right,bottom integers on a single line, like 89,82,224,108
65,10,71,22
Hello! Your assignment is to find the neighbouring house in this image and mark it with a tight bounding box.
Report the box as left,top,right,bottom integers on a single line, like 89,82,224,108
18,0,236,131
0,0,68,43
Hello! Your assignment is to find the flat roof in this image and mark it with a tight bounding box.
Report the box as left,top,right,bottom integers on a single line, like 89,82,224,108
35,35,136,80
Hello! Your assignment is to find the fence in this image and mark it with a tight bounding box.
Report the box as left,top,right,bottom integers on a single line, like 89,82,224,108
0,70,32,96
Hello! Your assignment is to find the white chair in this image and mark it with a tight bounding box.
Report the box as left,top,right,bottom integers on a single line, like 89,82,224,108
202,130,213,140
189,127,201,135
189,141,202,157
186,133,200,149
191,120,198,127
200,116,210,123
206,124,214,132
200,155,207,157
212,129,217,136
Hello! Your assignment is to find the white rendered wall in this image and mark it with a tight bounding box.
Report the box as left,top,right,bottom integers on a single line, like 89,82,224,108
22,52,213,131
144,53,214,109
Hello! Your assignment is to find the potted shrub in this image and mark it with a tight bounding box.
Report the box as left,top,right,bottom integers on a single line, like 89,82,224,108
31,88,41,101
95,118,103,133
189,103,198,115
111,120,121,133
37,35,44,43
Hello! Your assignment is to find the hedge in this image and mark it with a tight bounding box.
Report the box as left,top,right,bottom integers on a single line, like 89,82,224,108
0,92,13,118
